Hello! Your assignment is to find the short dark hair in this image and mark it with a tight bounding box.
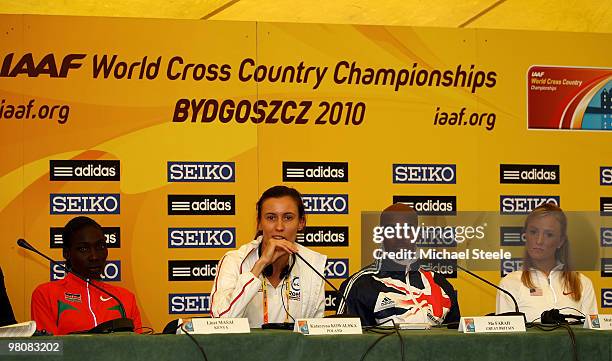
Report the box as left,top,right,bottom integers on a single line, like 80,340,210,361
255,186,305,236
62,216,102,251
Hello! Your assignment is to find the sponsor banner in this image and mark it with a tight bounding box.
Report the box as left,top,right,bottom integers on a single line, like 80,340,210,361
527,66,612,130
283,161,348,182
602,289,612,308
601,197,612,216
50,193,120,214
501,258,523,277
500,226,525,246
168,260,218,281
50,160,120,181
168,293,210,314
393,164,456,184
302,194,348,214
325,290,340,312
325,259,349,279
167,161,235,182
168,228,236,248
602,228,612,247
50,260,121,281
50,227,120,248
602,167,612,186
499,195,560,215
602,258,612,277
499,164,559,184
392,195,456,215
167,195,235,215
420,259,457,278
296,226,348,247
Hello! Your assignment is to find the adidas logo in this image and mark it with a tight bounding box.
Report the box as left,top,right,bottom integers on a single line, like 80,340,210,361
381,296,394,307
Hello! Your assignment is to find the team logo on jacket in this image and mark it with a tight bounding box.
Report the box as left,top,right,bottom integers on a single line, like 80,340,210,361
64,292,82,303
289,276,301,301
374,294,396,312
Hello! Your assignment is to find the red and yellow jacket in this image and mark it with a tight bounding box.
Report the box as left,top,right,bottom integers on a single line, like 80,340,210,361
31,273,142,335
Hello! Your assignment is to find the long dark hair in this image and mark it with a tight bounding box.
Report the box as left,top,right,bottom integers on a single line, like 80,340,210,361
254,185,305,238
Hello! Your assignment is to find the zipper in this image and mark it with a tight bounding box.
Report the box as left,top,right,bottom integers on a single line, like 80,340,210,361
86,281,98,327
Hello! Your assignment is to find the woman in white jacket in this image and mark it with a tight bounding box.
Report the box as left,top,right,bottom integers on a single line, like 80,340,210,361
496,203,597,322
210,185,327,327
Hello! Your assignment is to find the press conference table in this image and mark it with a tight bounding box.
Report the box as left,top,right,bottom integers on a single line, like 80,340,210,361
2,327,611,361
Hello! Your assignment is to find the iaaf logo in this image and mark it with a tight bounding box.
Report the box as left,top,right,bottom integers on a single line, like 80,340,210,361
167,161,235,182
325,259,349,279
168,293,210,314
168,228,235,248
500,196,559,215
601,228,612,247
392,196,456,215
50,227,120,248
325,291,340,311
601,197,612,216
393,164,456,184
296,226,348,247
50,160,120,181
0,53,86,78
602,289,612,308
500,227,525,246
168,260,218,281
602,258,612,278
421,260,457,278
302,194,348,214
500,164,559,184
601,167,612,185
50,194,120,214
501,258,523,277
51,261,120,281
168,195,235,215
282,162,348,182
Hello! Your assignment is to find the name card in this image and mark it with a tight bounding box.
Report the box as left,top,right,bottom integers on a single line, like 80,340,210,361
177,318,250,334
458,316,525,333
294,318,362,335
584,314,612,330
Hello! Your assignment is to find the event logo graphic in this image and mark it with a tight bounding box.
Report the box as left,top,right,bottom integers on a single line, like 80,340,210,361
602,228,612,247
501,258,523,277
167,195,235,215
499,196,559,215
601,197,612,216
283,162,348,182
51,261,121,281
602,289,612,308
325,291,340,312
325,259,349,279
50,227,120,248
602,258,612,277
392,196,456,215
393,164,456,184
168,293,210,314
499,164,559,184
168,260,218,281
601,167,612,185
296,226,348,247
167,162,235,182
302,194,348,214
0,53,86,78
50,194,120,214
50,160,120,181
420,260,457,278
500,227,525,246
168,228,235,248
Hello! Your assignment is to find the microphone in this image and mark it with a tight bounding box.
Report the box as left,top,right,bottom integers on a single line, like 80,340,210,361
455,264,526,323
17,238,134,333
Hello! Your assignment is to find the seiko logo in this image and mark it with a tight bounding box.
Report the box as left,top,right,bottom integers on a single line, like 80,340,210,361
602,289,612,308
500,164,559,184
50,194,120,214
168,228,235,248
500,227,525,246
282,162,348,182
601,228,612,247
393,164,456,184
50,227,120,248
601,197,612,216
168,293,210,314
501,258,523,277
168,195,235,215
421,260,457,278
601,258,612,278
601,167,612,186
296,226,348,247
0,53,86,78
167,162,235,182
392,196,456,215
325,259,349,279
51,261,120,281
168,260,218,281
302,194,348,214
325,291,340,311
500,196,559,215
50,160,120,181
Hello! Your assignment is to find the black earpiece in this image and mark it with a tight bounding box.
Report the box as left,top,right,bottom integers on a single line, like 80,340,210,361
258,242,295,280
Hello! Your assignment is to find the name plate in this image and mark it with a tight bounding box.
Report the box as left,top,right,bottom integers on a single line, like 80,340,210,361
584,314,612,330
177,318,250,334
294,318,362,335
458,316,525,333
